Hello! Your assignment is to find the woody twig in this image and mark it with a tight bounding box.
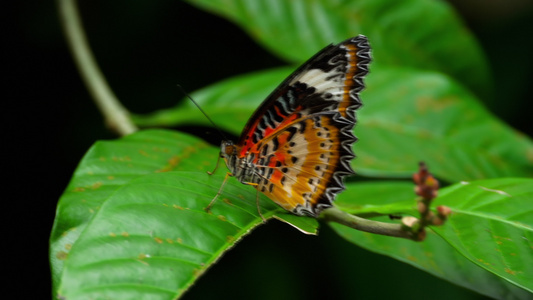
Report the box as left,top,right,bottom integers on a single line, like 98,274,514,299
321,162,450,241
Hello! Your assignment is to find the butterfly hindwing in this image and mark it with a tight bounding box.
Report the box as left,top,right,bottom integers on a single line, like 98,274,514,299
251,114,356,216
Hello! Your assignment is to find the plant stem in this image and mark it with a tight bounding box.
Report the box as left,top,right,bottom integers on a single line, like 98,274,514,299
320,207,419,241
57,0,137,136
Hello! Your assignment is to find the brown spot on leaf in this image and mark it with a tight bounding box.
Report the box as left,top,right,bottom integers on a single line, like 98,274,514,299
56,251,68,260
527,147,533,164
157,156,181,172
493,235,512,241
477,258,491,266
505,268,517,275
406,255,418,263
91,182,102,190
193,268,204,278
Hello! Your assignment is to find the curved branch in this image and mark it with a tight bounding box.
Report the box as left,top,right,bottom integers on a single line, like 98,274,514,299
320,206,422,241
57,0,137,136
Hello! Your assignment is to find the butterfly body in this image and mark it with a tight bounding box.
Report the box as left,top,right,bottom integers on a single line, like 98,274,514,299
219,35,371,217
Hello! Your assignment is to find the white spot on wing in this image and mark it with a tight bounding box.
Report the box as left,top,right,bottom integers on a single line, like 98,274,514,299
290,69,345,95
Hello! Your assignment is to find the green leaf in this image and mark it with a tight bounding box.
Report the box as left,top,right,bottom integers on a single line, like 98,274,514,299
50,130,218,292
50,130,311,298
332,225,531,299
186,0,491,98
355,66,533,181
329,178,533,298
56,171,272,299
273,213,319,235
432,178,533,293
52,129,532,298
335,181,417,215
135,0,533,182
133,66,533,182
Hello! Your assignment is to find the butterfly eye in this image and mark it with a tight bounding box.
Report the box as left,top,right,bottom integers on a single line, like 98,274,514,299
224,145,235,155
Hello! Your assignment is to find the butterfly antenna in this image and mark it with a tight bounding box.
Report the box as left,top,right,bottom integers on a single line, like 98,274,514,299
177,84,228,141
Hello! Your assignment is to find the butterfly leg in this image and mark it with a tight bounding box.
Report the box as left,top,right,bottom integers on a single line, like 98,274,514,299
207,153,222,175
255,189,266,222
242,181,265,222
205,172,232,212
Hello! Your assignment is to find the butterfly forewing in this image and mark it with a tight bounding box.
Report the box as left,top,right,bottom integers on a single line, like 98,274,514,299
222,35,371,217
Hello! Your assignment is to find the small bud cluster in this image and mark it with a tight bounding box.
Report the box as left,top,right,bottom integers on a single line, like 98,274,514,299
402,162,451,241
413,162,439,199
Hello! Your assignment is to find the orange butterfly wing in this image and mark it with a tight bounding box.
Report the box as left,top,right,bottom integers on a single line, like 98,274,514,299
222,35,371,216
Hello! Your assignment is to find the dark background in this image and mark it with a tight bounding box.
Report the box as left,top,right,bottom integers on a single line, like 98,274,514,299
8,1,532,299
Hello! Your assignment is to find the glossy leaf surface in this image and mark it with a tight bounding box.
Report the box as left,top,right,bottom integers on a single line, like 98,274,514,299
133,65,533,182
186,0,491,98
332,178,533,298
50,130,300,299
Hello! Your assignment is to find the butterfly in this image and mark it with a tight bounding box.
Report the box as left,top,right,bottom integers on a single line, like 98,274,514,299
207,35,371,218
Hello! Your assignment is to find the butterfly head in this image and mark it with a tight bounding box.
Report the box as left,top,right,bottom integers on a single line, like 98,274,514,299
220,140,256,183
220,140,236,157
220,140,238,172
